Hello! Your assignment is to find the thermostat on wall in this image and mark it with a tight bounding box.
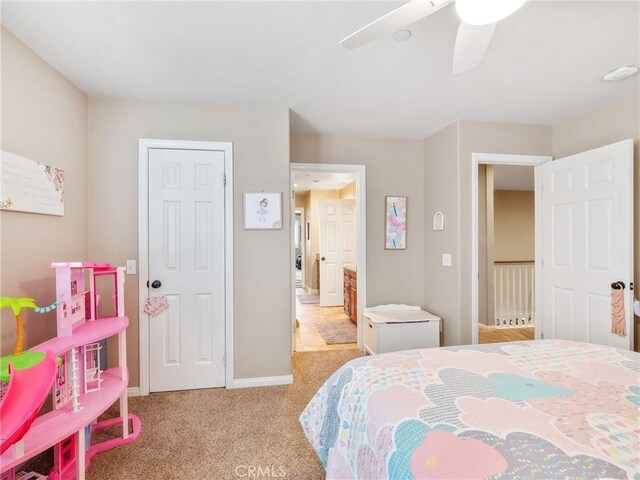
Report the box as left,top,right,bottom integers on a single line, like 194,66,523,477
433,212,444,231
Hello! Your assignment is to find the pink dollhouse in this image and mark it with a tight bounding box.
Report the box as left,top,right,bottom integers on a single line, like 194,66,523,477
0,262,140,480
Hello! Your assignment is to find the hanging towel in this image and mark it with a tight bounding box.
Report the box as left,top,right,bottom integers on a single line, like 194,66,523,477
611,287,626,336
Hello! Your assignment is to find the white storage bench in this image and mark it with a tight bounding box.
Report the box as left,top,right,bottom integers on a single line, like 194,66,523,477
362,304,441,355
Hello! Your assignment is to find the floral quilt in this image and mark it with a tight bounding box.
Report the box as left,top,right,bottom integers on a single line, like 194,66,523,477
300,340,640,479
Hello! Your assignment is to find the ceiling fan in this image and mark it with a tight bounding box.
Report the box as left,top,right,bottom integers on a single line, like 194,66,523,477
340,0,528,75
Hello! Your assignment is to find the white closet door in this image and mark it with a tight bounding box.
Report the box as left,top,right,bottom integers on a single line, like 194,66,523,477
148,148,226,391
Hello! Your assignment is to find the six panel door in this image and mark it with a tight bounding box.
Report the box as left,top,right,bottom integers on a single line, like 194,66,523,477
148,148,226,392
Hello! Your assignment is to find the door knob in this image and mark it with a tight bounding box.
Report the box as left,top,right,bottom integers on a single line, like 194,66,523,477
151,280,162,289
611,281,625,290
321,257,326,261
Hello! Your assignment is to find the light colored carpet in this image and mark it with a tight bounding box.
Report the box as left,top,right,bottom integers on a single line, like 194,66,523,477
315,321,357,345
23,349,362,479
296,294,319,304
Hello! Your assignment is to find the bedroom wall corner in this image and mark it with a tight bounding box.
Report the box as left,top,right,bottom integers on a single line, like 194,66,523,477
423,122,461,346
0,27,89,355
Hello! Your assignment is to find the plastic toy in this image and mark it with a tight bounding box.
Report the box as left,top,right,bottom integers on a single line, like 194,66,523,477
0,262,141,480
0,351,57,455
0,298,59,382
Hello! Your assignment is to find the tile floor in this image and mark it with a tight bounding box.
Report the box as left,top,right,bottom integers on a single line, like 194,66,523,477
295,288,358,352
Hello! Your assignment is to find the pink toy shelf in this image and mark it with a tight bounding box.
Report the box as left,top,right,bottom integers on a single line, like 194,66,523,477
0,263,140,480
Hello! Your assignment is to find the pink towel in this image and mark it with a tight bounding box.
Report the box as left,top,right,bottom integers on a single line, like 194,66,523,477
611,288,626,336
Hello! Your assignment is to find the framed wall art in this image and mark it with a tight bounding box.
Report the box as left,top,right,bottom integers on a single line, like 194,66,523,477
244,192,283,230
385,196,407,250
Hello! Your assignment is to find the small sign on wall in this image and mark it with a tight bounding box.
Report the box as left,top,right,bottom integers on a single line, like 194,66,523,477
0,151,65,216
433,211,445,231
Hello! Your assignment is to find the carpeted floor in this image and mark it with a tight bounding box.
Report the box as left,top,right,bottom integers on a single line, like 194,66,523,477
24,350,362,479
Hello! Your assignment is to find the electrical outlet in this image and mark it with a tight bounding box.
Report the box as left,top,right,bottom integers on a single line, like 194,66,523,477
126,260,137,275
442,253,452,267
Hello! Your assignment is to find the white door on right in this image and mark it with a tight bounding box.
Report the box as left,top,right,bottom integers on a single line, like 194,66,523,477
541,139,634,349
319,199,356,306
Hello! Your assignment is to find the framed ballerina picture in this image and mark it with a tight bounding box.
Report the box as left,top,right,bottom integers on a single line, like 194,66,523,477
385,196,407,250
244,192,283,230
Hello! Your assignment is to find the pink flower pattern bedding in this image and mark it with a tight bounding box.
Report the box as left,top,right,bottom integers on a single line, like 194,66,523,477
300,340,640,479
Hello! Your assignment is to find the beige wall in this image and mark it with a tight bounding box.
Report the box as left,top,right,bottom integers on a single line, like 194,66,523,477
493,190,535,262
291,134,425,307
295,192,307,209
339,181,356,200
423,123,460,344
88,97,290,385
552,96,640,351
0,28,88,354
424,121,552,345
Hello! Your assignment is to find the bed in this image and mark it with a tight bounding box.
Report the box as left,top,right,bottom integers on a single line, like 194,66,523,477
300,339,640,479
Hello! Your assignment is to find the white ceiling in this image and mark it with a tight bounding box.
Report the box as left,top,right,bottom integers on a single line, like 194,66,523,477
2,1,638,139
293,171,356,193
492,164,534,191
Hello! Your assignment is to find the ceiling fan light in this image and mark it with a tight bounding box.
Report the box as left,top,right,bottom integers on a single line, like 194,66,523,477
456,0,527,26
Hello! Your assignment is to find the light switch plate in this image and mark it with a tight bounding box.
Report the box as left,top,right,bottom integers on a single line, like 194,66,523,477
442,253,452,267
126,260,137,275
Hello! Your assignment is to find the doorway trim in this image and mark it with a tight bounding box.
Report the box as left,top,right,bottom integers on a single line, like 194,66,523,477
471,153,552,344
290,163,367,351
138,139,234,395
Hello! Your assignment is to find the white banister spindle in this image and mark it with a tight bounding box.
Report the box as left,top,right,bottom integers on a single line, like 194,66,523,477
494,262,534,328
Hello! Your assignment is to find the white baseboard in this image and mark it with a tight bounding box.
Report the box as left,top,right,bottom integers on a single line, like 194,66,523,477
230,375,293,389
127,387,141,397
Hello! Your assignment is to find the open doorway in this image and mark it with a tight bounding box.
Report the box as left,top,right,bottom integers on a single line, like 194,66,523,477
478,164,536,343
290,164,366,353
471,153,552,345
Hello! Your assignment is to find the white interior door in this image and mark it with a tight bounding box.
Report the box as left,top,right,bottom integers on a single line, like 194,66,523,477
148,148,226,391
540,140,633,349
319,199,356,306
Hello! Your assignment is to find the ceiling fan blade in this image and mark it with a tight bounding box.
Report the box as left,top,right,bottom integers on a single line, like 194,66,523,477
452,21,497,75
340,0,454,49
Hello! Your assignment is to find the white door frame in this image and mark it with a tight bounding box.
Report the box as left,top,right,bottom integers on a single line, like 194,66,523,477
138,139,234,395
471,153,552,344
290,163,367,351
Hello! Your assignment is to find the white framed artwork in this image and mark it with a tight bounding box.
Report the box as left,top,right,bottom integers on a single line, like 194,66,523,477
243,192,283,230
385,196,407,250
0,151,65,216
